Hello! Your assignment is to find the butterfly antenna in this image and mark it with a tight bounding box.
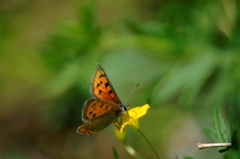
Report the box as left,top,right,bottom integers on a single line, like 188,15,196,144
124,83,139,104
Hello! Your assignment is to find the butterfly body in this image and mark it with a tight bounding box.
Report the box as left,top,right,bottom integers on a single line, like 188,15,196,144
77,64,128,135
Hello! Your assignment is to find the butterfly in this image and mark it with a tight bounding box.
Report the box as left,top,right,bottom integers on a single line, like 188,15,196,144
77,64,128,135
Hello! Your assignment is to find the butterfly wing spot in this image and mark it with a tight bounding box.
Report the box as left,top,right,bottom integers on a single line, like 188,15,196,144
91,103,96,108
99,73,106,78
105,82,109,87
96,83,100,88
88,111,97,118
97,87,113,96
103,82,113,94
96,81,103,88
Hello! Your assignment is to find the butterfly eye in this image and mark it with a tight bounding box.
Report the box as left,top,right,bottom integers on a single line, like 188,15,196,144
119,104,128,111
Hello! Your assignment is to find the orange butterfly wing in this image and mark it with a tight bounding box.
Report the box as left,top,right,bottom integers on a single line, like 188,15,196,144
90,64,122,104
77,98,123,134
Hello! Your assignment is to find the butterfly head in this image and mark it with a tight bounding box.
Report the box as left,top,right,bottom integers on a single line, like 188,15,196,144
119,104,128,111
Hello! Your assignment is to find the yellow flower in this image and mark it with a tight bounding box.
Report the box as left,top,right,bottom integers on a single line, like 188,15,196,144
114,104,150,134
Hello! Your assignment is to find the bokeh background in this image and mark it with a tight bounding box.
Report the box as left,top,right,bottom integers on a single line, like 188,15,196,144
0,0,239,158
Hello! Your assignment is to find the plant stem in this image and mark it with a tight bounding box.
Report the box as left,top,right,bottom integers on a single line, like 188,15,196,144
137,129,161,159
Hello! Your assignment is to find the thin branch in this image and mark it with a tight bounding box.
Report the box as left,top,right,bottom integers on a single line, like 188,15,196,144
197,142,231,149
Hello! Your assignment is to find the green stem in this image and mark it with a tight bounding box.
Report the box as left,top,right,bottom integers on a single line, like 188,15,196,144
137,129,161,159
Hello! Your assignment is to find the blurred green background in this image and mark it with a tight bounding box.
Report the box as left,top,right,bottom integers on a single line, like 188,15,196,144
0,0,239,158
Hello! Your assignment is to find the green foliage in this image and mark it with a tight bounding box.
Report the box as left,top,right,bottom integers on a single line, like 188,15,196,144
204,104,230,143
203,101,240,157
41,2,101,71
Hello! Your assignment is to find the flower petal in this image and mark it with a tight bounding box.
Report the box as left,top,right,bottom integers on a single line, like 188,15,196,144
114,104,150,133
128,104,150,119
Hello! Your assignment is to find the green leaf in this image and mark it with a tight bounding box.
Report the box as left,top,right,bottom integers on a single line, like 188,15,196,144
204,104,231,143
203,127,219,142
212,104,230,142
112,146,119,159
